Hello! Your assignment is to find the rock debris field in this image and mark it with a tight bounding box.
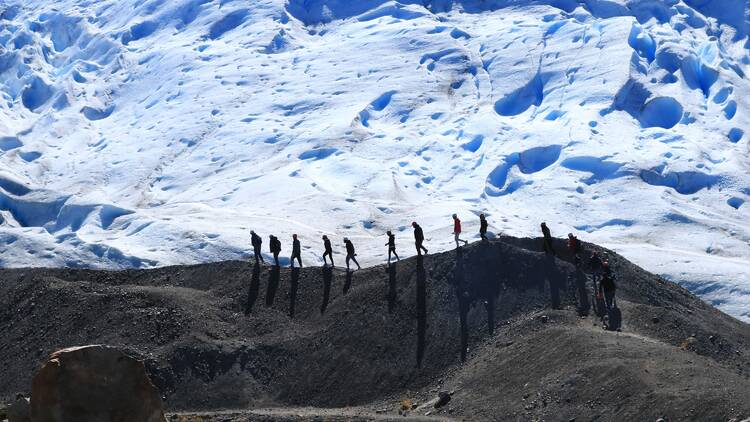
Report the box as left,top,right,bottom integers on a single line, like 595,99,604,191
1,236,749,421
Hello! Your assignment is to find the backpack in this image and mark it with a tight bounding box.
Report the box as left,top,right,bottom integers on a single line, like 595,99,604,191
606,305,622,331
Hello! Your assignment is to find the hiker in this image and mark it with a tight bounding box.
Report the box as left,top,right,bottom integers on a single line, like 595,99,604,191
269,235,281,267
344,237,361,271
574,257,590,316
599,261,617,311
479,213,488,241
567,233,582,258
453,214,468,247
589,251,603,289
541,222,554,255
322,235,334,267
385,230,400,263
291,234,302,268
250,230,264,264
412,222,428,255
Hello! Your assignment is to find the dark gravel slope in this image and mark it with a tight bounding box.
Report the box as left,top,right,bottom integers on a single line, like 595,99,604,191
1,237,748,421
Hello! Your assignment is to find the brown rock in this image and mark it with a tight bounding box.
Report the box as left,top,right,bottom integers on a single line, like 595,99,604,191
30,345,166,422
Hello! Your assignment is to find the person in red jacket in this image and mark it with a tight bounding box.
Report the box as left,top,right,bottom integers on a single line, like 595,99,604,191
453,214,468,248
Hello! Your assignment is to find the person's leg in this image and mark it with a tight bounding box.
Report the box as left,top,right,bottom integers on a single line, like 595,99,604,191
346,255,351,271
454,233,459,247
353,256,361,269
296,255,303,267
604,291,613,311
274,253,280,267
394,249,400,261
387,249,392,263
416,243,422,256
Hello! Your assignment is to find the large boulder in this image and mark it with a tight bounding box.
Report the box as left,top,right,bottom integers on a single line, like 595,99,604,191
30,345,166,422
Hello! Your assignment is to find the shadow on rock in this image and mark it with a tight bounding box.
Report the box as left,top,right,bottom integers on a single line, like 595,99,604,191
245,264,261,315
289,267,300,318
416,255,426,368
321,266,333,314
266,266,280,307
387,262,397,313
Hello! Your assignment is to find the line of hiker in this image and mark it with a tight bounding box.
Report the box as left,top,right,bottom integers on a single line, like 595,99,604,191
250,216,618,321
248,215,498,271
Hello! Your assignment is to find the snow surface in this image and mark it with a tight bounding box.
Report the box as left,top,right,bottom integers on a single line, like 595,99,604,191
0,0,749,321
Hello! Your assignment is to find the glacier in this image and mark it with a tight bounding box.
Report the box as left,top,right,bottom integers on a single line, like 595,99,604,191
0,0,748,321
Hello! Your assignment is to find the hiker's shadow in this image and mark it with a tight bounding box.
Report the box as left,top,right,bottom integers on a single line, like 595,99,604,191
387,262,397,313
343,270,353,295
289,267,300,318
574,269,590,316
321,266,333,314
266,266,280,307
453,247,470,362
245,263,261,315
416,255,426,368
546,256,562,309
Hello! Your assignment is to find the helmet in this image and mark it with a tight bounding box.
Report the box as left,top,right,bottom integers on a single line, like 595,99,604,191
412,221,417,227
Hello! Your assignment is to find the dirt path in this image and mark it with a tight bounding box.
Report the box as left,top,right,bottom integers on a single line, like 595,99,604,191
171,406,459,421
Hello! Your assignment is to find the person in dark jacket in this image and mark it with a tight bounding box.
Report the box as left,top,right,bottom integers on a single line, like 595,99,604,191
573,256,590,316
269,235,281,267
412,222,428,255
479,214,489,241
322,235,334,267
567,233,582,258
599,261,616,311
291,234,302,268
344,237,361,271
250,230,264,264
541,222,554,255
385,230,399,263
589,251,603,290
